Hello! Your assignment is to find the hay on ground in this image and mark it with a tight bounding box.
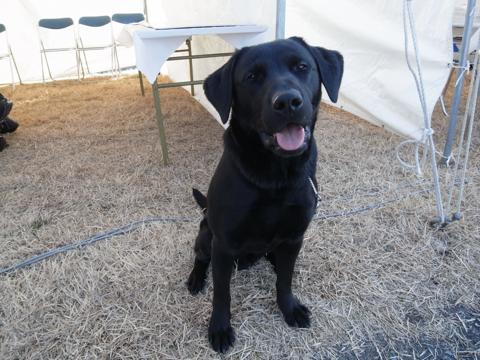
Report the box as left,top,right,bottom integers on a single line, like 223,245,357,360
0,75,479,359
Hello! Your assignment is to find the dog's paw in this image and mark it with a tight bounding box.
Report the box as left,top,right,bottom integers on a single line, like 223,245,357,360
186,269,206,295
278,296,311,328
208,322,235,353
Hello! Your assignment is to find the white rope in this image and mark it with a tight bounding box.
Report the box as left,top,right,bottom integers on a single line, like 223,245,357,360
395,132,427,176
439,95,449,117
402,0,446,223
452,62,471,88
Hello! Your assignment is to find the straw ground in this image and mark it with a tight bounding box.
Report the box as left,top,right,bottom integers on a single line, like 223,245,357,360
0,75,479,359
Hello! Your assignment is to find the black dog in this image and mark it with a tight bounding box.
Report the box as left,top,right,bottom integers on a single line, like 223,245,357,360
187,37,343,353
0,93,18,151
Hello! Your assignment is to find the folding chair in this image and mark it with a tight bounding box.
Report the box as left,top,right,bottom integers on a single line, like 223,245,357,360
0,23,22,86
112,13,146,94
38,17,82,82
77,16,117,77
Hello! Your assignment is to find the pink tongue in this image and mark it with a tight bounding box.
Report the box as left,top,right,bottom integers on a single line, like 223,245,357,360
274,124,305,151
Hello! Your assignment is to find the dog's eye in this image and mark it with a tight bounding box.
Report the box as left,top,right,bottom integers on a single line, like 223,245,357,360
246,72,257,81
294,63,309,72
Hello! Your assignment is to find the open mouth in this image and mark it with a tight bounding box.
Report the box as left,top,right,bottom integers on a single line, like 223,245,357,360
260,123,310,156
273,123,305,151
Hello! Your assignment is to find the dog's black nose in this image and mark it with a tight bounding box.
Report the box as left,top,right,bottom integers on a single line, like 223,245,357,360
272,90,304,114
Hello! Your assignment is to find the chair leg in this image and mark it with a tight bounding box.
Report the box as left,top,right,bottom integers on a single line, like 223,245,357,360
77,45,86,79
75,39,85,79
110,43,119,78
39,41,54,81
110,46,114,76
113,45,121,76
9,48,21,84
79,38,90,75
43,52,54,81
40,51,45,83
8,56,15,89
82,50,90,75
138,71,145,96
75,49,80,81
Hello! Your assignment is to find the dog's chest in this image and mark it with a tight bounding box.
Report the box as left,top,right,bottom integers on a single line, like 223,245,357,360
219,188,316,254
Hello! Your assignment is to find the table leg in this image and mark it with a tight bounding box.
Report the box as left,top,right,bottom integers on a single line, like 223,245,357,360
138,71,145,96
152,80,169,165
186,38,195,96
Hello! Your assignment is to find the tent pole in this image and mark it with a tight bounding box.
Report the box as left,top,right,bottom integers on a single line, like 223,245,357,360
441,0,477,164
276,0,286,39
144,0,149,23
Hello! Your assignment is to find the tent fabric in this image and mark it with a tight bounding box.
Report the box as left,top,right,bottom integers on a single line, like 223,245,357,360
284,0,454,140
453,0,480,53
454,0,480,27
1,0,454,140
188,0,454,140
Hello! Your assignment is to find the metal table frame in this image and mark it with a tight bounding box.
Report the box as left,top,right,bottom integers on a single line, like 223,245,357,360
149,41,233,164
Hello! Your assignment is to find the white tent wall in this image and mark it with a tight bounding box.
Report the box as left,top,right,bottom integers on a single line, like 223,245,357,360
165,0,454,139
1,1,454,142
453,0,480,54
285,0,454,140
0,0,144,83
454,0,480,27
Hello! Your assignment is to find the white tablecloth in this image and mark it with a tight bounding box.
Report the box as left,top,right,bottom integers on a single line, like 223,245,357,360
119,24,268,84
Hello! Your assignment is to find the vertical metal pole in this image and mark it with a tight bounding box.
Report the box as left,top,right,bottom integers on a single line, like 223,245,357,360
442,0,476,163
152,80,169,165
144,0,149,23
276,0,286,39
186,38,195,95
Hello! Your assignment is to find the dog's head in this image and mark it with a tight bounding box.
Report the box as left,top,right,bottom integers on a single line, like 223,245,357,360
204,37,343,158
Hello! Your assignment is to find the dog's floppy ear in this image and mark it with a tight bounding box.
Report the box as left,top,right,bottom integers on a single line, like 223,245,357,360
290,37,344,103
203,48,244,123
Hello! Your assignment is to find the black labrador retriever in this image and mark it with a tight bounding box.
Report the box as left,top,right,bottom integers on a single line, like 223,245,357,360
187,37,343,353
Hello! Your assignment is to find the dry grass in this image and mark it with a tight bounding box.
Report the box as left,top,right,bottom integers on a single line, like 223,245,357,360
0,75,479,359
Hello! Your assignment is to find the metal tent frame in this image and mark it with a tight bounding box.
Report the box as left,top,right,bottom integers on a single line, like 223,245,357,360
442,0,477,163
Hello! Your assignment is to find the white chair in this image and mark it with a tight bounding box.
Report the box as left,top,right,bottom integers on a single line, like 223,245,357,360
77,16,117,77
38,17,82,82
0,23,22,86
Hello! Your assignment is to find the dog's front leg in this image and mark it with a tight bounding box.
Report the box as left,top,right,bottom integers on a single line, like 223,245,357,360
208,242,235,353
274,238,311,328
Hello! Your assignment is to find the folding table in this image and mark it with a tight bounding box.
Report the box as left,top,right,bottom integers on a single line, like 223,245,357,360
122,24,268,165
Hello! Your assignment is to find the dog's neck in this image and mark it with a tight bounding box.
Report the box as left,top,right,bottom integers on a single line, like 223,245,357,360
224,118,317,190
